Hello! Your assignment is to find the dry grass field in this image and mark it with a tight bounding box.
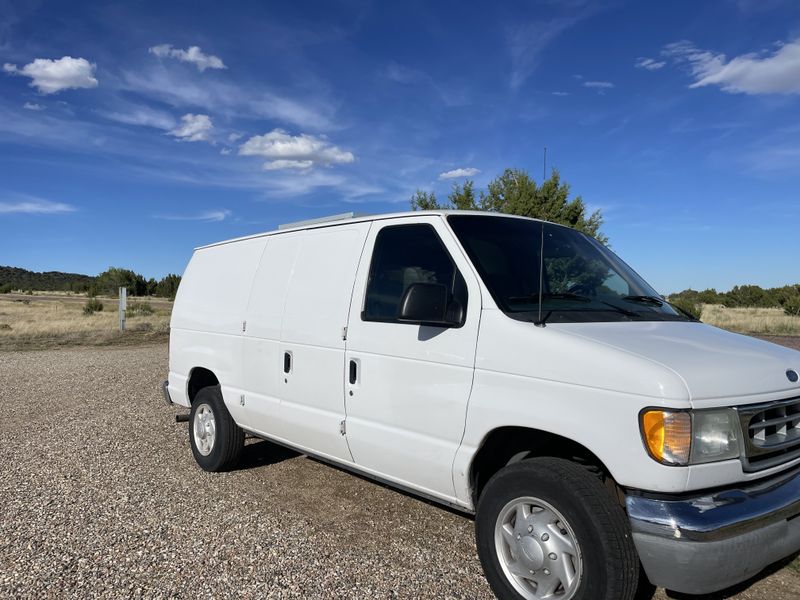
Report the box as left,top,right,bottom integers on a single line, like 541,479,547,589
1,294,798,352
0,293,171,350
700,305,800,336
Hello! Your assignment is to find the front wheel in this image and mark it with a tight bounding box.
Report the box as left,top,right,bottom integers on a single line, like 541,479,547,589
475,457,638,600
189,385,244,472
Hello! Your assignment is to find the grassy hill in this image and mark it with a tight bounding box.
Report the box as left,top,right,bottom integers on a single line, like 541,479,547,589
0,266,94,293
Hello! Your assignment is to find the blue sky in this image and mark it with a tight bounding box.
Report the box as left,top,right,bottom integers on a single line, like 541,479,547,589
1,0,799,293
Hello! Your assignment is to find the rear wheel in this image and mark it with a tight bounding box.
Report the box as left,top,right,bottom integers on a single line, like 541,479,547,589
189,385,244,471
475,457,638,600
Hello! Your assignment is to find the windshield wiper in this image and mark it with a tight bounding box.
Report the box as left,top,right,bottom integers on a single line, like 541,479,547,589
598,301,639,317
623,295,664,306
667,302,701,322
623,295,699,321
508,292,591,303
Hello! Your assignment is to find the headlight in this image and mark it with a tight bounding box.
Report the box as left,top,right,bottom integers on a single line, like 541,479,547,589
640,408,741,466
690,409,742,464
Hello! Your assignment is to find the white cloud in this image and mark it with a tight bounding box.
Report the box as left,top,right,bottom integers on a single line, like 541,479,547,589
439,167,480,180
0,198,76,214
663,39,800,95
256,170,383,198
149,44,226,72
507,18,579,89
3,56,98,94
262,159,314,170
635,57,666,71
239,129,355,170
100,106,176,130
551,91,571,96
121,67,335,130
227,132,242,142
584,80,615,89
23,101,44,110
168,113,213,142
382,62,469,106
220,147,232,155
505,3,609,89
154,209,230,222
384,63,424,85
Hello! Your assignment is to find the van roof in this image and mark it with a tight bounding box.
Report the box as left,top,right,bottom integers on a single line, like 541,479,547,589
195,210,554,250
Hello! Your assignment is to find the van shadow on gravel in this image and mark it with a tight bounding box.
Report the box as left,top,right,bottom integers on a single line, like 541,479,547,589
236,437,301,470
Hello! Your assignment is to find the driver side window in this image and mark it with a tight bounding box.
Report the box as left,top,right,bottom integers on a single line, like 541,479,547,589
362,224,468,323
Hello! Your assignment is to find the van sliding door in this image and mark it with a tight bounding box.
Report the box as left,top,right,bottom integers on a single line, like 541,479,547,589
276,222,371,462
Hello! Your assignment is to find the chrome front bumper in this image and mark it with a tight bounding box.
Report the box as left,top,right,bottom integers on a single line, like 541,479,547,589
627,465,800,594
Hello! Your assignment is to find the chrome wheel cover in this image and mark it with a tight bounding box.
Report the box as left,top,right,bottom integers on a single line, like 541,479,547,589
193,403,216,456
494,496,583,599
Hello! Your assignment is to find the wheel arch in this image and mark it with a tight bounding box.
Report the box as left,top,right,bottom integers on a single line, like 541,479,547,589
187,366,220,404
468,426,624,508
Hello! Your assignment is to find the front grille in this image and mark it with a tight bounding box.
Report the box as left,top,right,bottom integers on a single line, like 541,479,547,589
739,397,800,472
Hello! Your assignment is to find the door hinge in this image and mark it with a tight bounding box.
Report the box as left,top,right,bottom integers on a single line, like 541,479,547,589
339,419,346,436
240,394,245,406
341,326,348,341
242,320,247,333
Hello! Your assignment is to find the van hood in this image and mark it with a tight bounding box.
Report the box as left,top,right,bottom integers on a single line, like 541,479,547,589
556,321,800,404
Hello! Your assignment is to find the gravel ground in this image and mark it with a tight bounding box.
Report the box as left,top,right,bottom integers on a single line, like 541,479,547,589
1,342,799,599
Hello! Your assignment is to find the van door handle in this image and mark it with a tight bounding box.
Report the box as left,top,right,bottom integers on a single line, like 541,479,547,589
349,360,357,385
283,352,292,374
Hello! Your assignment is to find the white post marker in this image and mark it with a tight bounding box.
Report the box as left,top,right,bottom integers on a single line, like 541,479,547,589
119,286,127,332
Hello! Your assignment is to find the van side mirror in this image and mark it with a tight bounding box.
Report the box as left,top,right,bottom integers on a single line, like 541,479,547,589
397,283,458,327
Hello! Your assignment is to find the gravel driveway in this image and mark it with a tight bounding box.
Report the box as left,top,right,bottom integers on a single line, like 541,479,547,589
1,343,799,599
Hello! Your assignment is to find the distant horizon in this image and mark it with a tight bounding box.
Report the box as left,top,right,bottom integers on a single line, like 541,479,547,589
1,1,799,292
2,260,798,299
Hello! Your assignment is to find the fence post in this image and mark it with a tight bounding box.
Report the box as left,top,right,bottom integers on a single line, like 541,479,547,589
119,286,127,332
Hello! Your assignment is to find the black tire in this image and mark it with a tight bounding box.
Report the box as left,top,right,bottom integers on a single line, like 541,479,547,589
189,385,244,472
475,457,638,600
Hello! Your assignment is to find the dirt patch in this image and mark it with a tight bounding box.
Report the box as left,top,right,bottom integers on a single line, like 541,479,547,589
755,334,800,352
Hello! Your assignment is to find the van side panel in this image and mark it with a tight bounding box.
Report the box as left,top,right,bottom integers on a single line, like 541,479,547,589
276,223,371,460
168,237,267,418
241,232,302,438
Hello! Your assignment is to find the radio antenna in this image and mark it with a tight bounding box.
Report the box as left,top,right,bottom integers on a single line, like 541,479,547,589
543,146,547,181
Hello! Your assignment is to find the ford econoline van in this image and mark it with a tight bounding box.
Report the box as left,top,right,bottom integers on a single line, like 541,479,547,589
163,211,800,600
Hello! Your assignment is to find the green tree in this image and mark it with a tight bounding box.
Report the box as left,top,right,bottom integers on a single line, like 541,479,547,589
410,168,607,243
96,267,148,296
724,285,768,308
155,274,181,299
409,190,441,211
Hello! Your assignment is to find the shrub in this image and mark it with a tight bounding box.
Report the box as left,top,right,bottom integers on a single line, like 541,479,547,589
127,301,154,317
83,298,104,315
0,283,12,294
670,297,702,320
0,323,11,330
783,296,800,318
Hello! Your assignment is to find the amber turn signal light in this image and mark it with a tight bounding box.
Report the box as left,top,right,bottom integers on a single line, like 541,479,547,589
640,410,691,466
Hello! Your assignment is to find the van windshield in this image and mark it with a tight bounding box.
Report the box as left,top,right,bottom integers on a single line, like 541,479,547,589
447,215,690,323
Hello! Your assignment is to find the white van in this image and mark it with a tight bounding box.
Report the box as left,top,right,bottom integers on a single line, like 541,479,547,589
164,211,800,600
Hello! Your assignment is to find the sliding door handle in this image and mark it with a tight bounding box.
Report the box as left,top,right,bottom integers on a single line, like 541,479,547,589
283,352,292,374
348,360,357,385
